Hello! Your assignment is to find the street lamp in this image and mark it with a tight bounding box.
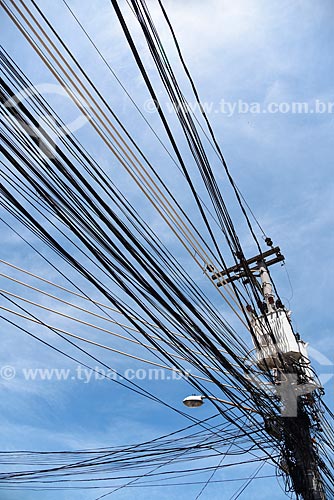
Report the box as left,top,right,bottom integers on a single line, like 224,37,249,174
182,395,205,408
183,395,259,414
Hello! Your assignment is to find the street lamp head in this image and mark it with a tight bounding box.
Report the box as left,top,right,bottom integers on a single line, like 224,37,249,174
183,395,205,408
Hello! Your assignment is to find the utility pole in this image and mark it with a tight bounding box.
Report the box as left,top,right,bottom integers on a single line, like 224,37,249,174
211,247,326,499
256,256,325,500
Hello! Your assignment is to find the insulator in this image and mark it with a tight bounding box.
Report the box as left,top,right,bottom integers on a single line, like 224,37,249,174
276,299,284,309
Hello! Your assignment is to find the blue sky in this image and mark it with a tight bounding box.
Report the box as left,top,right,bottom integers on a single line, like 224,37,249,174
0,0,333,499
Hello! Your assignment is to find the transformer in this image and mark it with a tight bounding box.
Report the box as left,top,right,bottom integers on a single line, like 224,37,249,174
252,309,301,370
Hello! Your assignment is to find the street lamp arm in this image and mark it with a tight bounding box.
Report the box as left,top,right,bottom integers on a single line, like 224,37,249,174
205,396,260,414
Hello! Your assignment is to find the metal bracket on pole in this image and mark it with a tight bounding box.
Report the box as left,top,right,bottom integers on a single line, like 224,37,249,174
211,247,284,286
